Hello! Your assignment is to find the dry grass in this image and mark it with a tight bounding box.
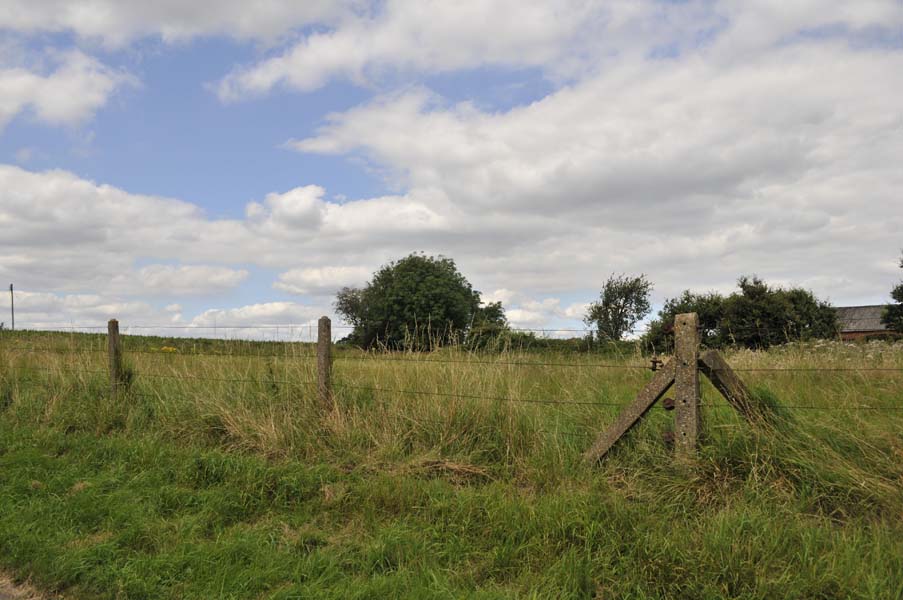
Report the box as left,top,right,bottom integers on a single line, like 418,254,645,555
0,574,52,600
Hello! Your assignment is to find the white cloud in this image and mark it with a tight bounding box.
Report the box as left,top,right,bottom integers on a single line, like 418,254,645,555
187,302,330,341
246,185,327,235
3,2,903,332
285,35,903,302
0,289,168,329
216,0,619,100
115,265,249,296
482,289,519,306
215,0,903,101
0,1,354,47
291,45,903,222
0,289,330,341
274,266,370,296
190,302,324,327
562,302,589,320
0,49,135,131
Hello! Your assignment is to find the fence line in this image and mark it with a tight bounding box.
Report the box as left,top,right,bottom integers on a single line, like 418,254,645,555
333,382,624,406
7,347,903,373
4,364,902,412
2,346,319,359
6,364,901,412
3,315,889,332
5,344,903,373
333,354,650,369
3,311,903,468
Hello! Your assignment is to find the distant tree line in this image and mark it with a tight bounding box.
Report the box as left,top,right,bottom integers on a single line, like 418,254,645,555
641,276,836,352
333,252,903,353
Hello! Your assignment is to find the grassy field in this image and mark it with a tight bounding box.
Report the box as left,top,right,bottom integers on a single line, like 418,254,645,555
0,331,902,599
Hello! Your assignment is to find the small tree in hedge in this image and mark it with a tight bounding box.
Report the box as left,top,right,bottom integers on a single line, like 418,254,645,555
584,274,653,341
883,252,903,333
335,254,504,349
464,301,510,349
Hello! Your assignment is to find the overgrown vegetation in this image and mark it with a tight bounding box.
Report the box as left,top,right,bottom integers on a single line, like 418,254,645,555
1,330,902,598
643,276,837,352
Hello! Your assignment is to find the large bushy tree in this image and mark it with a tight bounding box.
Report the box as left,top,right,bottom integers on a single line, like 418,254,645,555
584,274,653,341
883,252,903,333
335,254,504,349
643,276,837,351
720,277,837,348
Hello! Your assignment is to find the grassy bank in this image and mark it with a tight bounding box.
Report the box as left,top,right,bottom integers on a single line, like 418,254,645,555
1,332,902,598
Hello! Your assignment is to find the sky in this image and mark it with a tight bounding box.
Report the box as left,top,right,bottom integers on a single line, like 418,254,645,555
0,0,902,340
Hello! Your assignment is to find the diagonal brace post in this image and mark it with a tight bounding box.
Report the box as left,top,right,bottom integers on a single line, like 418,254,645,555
583,360,676,464
698,350,760,420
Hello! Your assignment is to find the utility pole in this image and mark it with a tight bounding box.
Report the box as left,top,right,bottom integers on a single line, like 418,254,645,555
8,284,13,331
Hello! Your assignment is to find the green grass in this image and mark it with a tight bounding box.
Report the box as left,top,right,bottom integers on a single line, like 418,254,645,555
1,332,902,598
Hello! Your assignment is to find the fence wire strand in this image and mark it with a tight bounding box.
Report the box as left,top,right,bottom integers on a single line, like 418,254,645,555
4,364,902,411
333,382,624,406
333,354,649,369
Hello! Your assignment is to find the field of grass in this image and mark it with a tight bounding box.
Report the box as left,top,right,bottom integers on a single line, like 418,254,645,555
1,330,902,599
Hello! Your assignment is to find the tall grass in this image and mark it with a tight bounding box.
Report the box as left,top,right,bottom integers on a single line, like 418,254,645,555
1,331,902,597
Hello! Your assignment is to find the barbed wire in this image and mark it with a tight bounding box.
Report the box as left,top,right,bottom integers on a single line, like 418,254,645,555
5,344,903,374
699,403,903,411
1,314,895,337
398,417,595,438
333,354,649,369
4,364,902,411
332,382,624,406
6,365,109,376
134,372,317,385
0,346,318,359
729,366,903,372
2,364,315,385
1,345,645,369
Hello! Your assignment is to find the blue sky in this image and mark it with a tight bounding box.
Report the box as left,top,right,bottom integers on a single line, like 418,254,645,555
1,1,902,337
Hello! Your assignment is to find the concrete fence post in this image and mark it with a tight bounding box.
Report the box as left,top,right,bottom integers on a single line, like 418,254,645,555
108,319,124,397
673,312,700,457
317,316,333,411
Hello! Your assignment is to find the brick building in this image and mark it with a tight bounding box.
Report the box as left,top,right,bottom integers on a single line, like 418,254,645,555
834,305,896,341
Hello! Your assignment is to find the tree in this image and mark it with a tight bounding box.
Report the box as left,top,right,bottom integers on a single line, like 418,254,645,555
642,290,725,352
334,253,500,349
882,252,903,333
642,276,837,351
465,301,510,349
472,301,507,329
584,274,652,341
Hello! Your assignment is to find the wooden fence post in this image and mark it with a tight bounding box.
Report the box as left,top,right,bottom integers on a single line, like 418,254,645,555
673,312,700,457
317,316,333,410
108,319,123,397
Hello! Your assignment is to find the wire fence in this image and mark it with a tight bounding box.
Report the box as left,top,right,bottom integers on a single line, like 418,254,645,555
5,363,901,413
4,341,903,372
3,317,903,421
